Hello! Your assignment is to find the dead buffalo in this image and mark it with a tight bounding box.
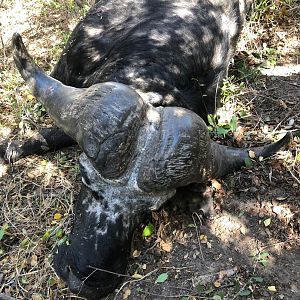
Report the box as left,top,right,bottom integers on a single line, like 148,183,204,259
4,0,291,299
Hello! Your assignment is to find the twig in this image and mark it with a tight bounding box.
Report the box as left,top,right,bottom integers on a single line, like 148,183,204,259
0,34,6,63
259,240,291,251
286,166,300,184
192,212,205,261
88,266,135,280
135,290,200,299
113,266,190,300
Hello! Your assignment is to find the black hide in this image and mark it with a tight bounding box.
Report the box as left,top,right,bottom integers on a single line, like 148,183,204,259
52,0,252,122
12,1,284,300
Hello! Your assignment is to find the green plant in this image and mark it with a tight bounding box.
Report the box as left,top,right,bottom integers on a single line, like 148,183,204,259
252,251,270,267
207,113,238,137
0,223,9,241
42,225,69,246
221,76,245,103
155,272,168,283
251,0,294,23
41,0,92,17
261,46,278,68
142,223,154,237
235,58,260,82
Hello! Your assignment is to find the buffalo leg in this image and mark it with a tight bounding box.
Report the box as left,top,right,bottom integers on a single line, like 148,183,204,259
0,127,76,163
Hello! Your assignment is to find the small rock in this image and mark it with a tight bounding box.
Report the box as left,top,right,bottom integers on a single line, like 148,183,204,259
288,118,295,126
272,206,282,215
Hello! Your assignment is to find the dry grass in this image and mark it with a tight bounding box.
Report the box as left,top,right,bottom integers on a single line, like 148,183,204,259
0,1,299,299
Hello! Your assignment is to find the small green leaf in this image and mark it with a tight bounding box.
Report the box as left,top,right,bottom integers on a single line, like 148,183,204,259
296,153,300,162
208,114,217,127
216,126,229,137
0,224,9,241
259,252,270,259
2,224,9,231
259,259,269,267
239,289,251,296
155,272,168,283
244,158,253,168
252,276,264,283
20,238,30,248
263,218,271,227
0,230,5,241
196,283,205,293
42,230,51,240
294,51,300,57
213,295,222,300
56,228,64,238
57,236,68,246
238,210,245,217
48,277,56,287
239,111,247,118
229,115,238,132
180,297,189,300
142,223,154,237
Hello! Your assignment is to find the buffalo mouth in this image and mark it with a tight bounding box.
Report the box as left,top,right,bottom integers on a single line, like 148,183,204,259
53,244,125,300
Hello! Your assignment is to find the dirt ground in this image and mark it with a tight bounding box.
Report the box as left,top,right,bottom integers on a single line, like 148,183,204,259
0,1,299,300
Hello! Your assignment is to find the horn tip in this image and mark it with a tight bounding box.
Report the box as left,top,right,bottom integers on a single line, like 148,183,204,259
12,32,23,50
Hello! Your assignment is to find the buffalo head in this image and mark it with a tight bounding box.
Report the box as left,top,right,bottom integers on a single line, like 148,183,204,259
12,33,291,299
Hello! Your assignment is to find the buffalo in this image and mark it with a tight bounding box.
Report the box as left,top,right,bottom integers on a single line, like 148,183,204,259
3,0,291,299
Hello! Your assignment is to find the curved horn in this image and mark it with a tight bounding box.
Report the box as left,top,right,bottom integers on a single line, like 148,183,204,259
209,132,292,178
12,33,83,137
136,108,291,190
12,33,146,177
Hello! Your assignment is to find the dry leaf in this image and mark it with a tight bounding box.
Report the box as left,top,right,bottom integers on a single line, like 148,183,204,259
200,234,208,242
268,285,277,292
211,179,222,190
152,211,159,221
30,254,38,267
214,280,221,288
32,295,43,300
27,170,36,179
264,218,272,227
252,175,260,186
160,240,172,252
233,126,245,142
132,250,141,258
132,273,143,279
0,163,8,178
249,150,256,159
240,227,246,235
123,288,131,299
272,206,282,215
54,213,62,220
